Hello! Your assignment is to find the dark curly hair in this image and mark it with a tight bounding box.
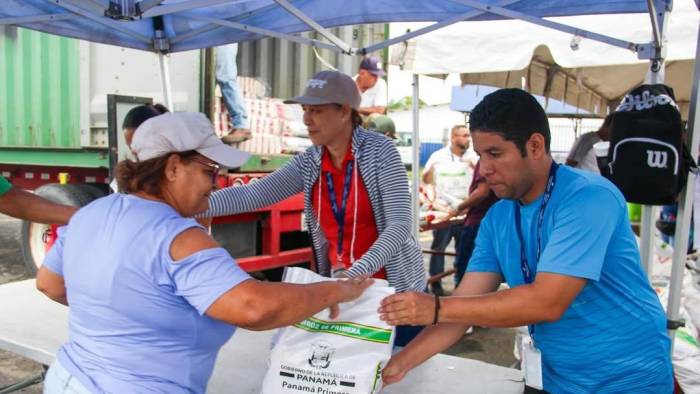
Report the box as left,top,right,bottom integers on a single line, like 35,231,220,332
122,104,169,130
116,151,198,196
469,88,550,156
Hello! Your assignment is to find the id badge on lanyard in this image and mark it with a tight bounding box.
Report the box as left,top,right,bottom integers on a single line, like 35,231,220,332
522,339,544,390
514,162,557,390
325,160,354,266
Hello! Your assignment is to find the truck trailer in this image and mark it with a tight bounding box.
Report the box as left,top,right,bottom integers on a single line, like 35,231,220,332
0,25,382,278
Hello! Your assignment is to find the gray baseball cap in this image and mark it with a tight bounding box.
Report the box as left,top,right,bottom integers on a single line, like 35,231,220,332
284,70,361,110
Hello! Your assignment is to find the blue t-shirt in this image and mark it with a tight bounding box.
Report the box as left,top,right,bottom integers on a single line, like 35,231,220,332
43,193,251,393
468,165,672,393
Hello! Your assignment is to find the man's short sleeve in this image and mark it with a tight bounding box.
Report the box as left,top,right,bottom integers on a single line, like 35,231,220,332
374,78,388,107
0,176,12,196
566,135,585,162
423,149,442,175
43,226,67,276
537,186,622,281
466,213,502,274
167,247,251,315
567,133,598,165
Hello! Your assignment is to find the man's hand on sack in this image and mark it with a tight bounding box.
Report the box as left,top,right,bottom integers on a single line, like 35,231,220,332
328,276,373,319
378,292,436,326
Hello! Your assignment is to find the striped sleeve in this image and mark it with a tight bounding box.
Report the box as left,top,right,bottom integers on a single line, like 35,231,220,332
206,153,305,217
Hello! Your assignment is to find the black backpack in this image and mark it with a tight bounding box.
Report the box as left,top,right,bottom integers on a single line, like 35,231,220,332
606,84,696,205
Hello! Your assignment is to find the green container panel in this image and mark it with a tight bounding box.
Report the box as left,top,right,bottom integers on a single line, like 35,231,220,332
0,26,80,149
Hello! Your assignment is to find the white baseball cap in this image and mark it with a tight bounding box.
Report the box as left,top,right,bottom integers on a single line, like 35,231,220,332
131,112,250,168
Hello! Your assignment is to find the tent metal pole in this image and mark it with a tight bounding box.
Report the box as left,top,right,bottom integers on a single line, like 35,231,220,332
639,2,668,280
191,15,342,53
273,0,351,54
0,14,74,25
158,53,174,110
142,0,232,17
412,74,421,241
138,0,164,14
666,19,700,349
646,0,662,48
167,2,283,44
639,206,655,276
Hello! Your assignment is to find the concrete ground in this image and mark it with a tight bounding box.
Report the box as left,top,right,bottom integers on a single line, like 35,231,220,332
0,215,516,392
0,215,43,393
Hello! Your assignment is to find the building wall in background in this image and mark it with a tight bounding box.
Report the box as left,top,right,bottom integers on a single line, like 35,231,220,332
237,25,385,99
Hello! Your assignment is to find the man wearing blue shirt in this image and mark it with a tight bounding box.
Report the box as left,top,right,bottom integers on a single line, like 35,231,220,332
379,88,672,393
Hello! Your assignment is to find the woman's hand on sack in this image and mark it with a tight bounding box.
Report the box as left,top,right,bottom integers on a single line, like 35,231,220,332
328,304,341,319
337,276,373,303
382,354,411,386
378,292,435,326
327,276,372,319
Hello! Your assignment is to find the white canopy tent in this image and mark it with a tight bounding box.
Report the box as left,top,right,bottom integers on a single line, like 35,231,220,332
393,0,698,117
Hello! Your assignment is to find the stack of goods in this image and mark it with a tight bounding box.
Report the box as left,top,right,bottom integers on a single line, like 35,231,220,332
213,76,312,155
236,98,286,155
279,104,311,154
418,185,454,228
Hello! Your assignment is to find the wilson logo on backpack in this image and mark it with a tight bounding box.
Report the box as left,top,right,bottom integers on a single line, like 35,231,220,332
646,150,668,169
617,90,680,112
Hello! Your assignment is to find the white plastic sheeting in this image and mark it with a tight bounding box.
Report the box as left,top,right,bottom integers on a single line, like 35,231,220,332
393,0,698,116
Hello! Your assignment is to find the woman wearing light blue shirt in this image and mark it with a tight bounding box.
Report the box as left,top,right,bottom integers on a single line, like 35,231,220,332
36,112,371,394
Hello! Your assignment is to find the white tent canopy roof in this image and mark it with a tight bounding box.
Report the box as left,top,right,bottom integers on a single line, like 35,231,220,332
394,0,699,116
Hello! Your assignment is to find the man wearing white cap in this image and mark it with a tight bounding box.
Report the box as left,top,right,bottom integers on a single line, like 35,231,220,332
36,111,372,393
205,70,427,346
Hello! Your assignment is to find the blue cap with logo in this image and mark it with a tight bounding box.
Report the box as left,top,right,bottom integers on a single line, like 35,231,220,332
359,56,385,77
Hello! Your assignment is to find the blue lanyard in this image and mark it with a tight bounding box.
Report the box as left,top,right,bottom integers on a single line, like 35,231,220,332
325,160,354,264
514,161,558,336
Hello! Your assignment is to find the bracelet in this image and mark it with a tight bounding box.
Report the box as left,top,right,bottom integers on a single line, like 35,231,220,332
432,294,441,325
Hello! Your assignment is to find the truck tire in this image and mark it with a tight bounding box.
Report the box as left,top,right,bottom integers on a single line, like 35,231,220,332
76,183,110,200
19,184,94,276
